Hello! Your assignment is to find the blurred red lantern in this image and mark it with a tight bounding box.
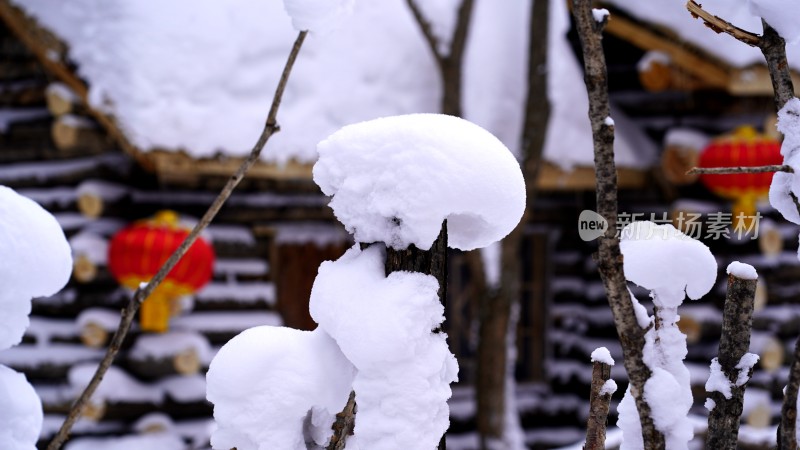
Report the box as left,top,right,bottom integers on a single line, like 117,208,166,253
698,126,782,228
108,210,214,332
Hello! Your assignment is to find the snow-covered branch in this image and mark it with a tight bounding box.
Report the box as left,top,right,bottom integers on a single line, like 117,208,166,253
46,30,309,450
584,348,616,450
705,263,759,448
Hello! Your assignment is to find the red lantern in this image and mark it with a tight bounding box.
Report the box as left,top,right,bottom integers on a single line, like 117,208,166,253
698,126,782,228
108,211,215,333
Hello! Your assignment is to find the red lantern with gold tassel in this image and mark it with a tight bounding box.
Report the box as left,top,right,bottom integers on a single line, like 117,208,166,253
108,211,214,332
697,126,782,228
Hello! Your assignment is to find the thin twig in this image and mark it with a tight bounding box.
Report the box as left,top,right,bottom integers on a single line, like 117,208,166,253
570,1,663,448
686,1,761,47
686,165,793,175
46,30,308,450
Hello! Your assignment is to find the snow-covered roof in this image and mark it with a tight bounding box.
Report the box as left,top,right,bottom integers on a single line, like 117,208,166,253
11,0,656,170
604,0,800,70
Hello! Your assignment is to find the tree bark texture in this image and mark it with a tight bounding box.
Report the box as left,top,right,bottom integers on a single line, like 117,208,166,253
706,274,757,450
757,21,800,450
570,1,663,448
584,360,613,450
476,0,550,445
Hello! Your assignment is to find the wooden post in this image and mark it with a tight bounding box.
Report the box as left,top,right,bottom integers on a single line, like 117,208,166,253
584,359,613,450
705,272,757,450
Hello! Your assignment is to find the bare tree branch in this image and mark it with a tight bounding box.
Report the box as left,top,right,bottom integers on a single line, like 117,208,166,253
686,1,761,47
404,0,445,68
405,0,475,117
706,273,758,449
584,359,613,450
570,1,663,448
686,165,793,175
476,0,550,445
326,391,356,450
46,30,308,450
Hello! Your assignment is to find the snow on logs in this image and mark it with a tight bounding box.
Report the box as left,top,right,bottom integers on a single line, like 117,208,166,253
207,114,526,449
0,186,72,448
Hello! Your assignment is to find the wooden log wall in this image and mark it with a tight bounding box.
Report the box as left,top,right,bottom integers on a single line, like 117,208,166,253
0,21,350,447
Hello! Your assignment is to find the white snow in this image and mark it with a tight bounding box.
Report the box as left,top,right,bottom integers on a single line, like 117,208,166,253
69,364,163,404
129,332,212,364
206,327,355,450
12,0,656,170
606,0,800,70
604,116,615,127
543,0,658,171
63,432,185,450
309,245,457,449
663,128,710,150
600,379,618,396
747,0,800,44
769,98,800,225
727,261,759,280
618,221,717,450
704,398,716,411
0,364,42,450
69,231,109,265
736,352,760,386
272,222,350,247
620,221,717,305
480,241,502,290
282,0,355,33
314,114,525,251
591,347,615,366
172,311,282,333
706,357,733,400
76,179,129,202
76,308,122,331
593,8,610,23
0,186,72,351
637,51,671,73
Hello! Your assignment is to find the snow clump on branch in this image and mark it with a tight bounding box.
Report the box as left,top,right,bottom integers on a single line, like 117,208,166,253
616,221,717,450
0,185,72,449
282,0,355,33
314,113,526,251
206,327,355,450
310,245,457,449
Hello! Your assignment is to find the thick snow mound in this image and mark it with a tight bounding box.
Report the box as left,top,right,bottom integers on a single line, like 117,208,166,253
282,0,354,33
0,365,42,450
310,245,458,449
206,327,354,450
620,221,717,305
314,114,526,251
0,186,72,350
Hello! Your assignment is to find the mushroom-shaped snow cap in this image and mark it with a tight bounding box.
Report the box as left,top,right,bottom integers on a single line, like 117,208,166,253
314,114,526,251
0,186,72,350
620,221,717,306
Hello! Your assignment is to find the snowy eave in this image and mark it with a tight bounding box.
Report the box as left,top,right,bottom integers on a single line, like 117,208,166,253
599,0,800,96
2,0,653,189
